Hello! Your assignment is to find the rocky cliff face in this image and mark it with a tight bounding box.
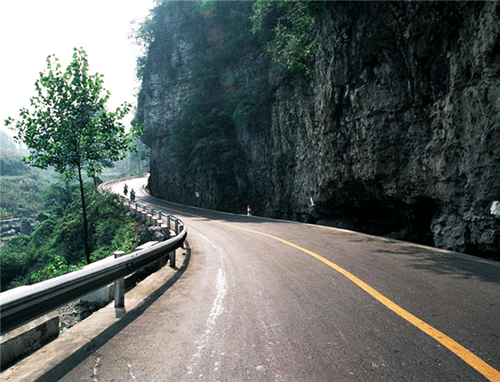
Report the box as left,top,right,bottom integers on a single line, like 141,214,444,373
136,2,195,202
138,1,500,257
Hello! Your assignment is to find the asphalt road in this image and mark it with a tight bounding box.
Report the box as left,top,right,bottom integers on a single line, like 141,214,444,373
61,178,500,381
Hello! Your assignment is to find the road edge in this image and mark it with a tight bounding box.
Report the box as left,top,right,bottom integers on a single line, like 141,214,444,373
0,243,190,382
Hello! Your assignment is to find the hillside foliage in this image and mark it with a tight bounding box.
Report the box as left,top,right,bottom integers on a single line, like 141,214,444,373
1,182,138,291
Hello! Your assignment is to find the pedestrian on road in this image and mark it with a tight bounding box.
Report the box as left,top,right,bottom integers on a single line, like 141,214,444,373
130,189,135,201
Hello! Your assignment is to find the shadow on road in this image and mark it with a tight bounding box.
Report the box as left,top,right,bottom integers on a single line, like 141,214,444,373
136,191,500,287
40,243,192,381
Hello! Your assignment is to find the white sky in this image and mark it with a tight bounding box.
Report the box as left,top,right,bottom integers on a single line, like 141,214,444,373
0,0,156,136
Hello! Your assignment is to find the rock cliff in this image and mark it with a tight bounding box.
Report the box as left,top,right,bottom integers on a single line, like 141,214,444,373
137,1,500,257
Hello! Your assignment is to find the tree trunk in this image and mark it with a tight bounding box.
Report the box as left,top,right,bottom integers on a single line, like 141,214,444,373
77,164,91,264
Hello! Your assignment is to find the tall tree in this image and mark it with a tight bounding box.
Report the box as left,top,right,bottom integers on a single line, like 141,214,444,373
6,48,140,264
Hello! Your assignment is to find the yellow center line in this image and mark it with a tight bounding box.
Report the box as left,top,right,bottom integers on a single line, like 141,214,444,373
214,220,500,382
152,199,499,381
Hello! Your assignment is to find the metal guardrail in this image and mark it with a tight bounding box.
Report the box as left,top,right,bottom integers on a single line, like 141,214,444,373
121,197,165,222
0,199,187,335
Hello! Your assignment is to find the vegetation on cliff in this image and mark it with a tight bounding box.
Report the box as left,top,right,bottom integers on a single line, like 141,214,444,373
134,0,320,210
251,0,319,78
134,1,264,209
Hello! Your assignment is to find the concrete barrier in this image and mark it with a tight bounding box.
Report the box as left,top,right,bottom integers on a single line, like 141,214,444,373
1,311,59,370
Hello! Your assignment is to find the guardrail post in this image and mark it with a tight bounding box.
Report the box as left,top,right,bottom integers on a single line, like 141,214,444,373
179,223,185,248
169,219,180,268
114,251,126,308
167,215,171,230
158,211,162,220
169,247,176,268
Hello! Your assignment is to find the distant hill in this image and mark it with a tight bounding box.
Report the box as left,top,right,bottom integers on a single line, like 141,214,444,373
0,151,30,176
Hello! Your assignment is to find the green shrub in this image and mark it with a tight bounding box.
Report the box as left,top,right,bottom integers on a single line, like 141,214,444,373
0,174,45,219
1,235,32,290
251,0,319,79
29,255,83,284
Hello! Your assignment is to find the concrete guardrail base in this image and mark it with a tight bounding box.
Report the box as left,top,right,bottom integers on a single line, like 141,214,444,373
1,311,59,370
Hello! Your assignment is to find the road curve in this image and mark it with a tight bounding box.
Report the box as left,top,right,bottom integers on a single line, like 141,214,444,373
61,178,500,381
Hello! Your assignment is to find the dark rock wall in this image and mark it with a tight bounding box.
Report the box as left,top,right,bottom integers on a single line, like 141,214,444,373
137,2,196,202
140,1,500,256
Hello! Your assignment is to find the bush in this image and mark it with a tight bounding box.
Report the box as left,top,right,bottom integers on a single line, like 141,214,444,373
1,235,32,290
251,0,319,79
29,255,83,285
0,173,46,219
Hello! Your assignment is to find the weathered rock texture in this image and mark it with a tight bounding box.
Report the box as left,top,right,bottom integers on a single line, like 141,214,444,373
137,2,195,203
138,1,500,257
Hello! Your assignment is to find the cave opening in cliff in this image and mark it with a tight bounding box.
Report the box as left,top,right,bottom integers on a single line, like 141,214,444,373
410,198,440,246
317,186,439,248
353,196,439,247
465,245,500,262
